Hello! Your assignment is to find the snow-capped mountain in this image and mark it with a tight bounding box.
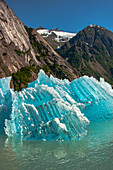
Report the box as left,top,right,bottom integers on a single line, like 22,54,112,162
36,27,76,49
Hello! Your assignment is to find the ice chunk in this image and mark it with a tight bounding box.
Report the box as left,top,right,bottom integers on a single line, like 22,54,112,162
0,70,113,140
0,77,11,94
4,85,89,140
0,77,13,132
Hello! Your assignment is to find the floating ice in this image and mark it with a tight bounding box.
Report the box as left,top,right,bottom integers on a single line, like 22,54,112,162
0,77,14,132
0,70,113,140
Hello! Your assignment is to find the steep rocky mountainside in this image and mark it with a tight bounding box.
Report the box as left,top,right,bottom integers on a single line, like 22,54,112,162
0,0,38,77
57,25,113,84
0,0,78,91
36,26,76,49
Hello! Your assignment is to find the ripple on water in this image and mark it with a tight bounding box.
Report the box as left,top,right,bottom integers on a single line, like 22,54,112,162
0,120,113,170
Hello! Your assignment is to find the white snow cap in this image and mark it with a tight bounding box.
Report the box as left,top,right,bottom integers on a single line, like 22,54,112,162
37,28,76,42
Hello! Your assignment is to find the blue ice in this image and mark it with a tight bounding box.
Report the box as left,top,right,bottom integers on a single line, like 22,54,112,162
0,70,113,140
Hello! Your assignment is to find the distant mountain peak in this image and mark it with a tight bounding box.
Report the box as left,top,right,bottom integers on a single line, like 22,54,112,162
36,27,76,49
36,26,45,30
57,25,113,84
85,24,106,31
89,24,98,27
50,28,59,31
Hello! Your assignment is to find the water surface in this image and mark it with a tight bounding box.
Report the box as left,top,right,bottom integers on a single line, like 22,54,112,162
1,120,113,170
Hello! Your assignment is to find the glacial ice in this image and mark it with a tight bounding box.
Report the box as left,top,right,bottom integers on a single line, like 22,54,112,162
0,70,113,140
0,77,13,132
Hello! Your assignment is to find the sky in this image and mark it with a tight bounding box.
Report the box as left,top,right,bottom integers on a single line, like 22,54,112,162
5,0,113,33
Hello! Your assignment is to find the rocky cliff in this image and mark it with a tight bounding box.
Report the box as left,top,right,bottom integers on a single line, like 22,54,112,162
0,0,77,91
0,0,38,77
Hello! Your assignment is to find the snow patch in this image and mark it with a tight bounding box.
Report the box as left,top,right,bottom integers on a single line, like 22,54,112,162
37,28,76,43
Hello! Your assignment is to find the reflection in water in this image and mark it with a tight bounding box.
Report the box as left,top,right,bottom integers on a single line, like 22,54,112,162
4,136,89,170
1,120,113,170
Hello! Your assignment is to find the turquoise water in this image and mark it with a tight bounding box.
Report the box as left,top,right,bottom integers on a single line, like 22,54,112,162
1,120,113,170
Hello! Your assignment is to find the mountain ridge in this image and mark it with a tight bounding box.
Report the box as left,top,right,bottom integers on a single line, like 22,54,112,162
57,24,113,84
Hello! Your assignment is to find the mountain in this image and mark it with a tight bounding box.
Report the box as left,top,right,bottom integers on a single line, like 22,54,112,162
57,24,113,84
0,0,77,91
0,0,38,76
36,27,76,49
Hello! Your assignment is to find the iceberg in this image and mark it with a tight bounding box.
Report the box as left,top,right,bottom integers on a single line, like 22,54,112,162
0,77,13,133
0,70,113,140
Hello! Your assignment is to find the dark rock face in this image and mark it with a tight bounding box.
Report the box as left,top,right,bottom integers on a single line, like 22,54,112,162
0,0,77,91
57,25,113,84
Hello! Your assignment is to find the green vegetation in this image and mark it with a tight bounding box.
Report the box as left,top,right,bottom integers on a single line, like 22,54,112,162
60,65,68,68
73,71,77,75
14,49,30,56
52,40,60,49
56,48,67,58
68,52,82,70
12,64,54,92
43,65,50,73
12,66,42,92
52,45,58,49
52,40,60,46
82,52,89,62
24,25,49,58
2,53,7,56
